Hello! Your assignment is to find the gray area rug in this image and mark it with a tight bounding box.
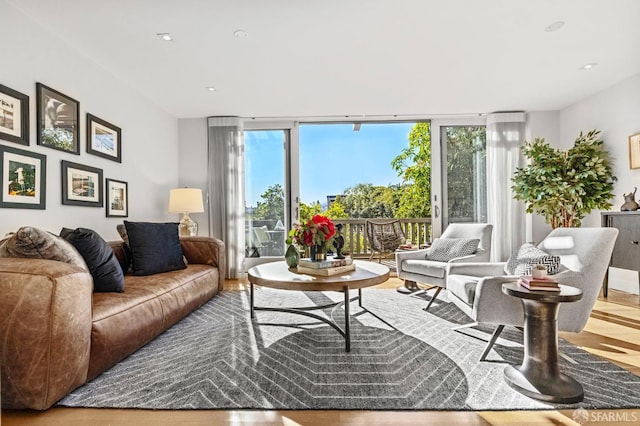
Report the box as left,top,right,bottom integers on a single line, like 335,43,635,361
59,288,640,410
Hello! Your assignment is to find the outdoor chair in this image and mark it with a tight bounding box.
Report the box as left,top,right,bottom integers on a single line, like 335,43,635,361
395,223,493,311
250,226,279,256
446,227,618,361
365,219,406,263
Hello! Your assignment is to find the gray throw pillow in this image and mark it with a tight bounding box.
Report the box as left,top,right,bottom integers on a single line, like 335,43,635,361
0,226,87,270
504,243,561,276
426,238,480,262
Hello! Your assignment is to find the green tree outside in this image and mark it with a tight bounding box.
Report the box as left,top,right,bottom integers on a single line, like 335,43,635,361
252,183,284,220
391,122,431,218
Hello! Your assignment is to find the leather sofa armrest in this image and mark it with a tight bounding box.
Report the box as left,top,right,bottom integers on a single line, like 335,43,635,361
0,258,93,410
180,236,226,290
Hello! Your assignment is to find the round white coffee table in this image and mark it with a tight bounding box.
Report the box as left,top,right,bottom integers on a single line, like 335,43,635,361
247,260,390,352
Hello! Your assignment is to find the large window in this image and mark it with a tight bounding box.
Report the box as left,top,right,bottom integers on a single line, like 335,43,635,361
441,126,487,225
298,122,418,218
244,129,288,258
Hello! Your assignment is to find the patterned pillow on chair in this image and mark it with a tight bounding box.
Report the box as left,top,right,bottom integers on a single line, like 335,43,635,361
425,238,480,262
504,243,561,275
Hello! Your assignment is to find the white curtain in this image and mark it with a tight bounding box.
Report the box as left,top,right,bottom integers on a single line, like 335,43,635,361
207,117,244,279
486,112,526,261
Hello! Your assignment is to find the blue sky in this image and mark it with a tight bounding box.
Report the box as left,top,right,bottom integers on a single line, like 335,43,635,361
245,122,415,207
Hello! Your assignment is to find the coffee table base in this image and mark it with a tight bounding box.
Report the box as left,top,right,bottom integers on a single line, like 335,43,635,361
251,283,359,352
504,365,584,404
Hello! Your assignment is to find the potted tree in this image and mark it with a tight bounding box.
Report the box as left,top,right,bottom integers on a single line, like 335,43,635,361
511,129,616,228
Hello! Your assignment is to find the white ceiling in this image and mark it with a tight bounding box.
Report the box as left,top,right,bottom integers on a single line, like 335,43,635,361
8,0,640,119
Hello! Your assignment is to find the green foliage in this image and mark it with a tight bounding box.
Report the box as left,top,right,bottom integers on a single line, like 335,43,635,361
299,201,322,223
391,122,431,218
252,183,284,220
340,183,396,218
324,197,349,219
511,129,616,228
445,126,486,220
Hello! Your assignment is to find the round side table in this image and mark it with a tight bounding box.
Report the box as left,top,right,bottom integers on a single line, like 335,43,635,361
502,282,583,403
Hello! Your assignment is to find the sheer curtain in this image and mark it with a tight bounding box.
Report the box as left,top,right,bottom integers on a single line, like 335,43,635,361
207,117,244,279
486,112,526,261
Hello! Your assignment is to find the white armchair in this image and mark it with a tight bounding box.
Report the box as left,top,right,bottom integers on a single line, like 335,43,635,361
446,227,618,360
395,223,493,311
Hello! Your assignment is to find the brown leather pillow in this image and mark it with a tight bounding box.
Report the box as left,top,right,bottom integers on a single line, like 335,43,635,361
0,226,88,270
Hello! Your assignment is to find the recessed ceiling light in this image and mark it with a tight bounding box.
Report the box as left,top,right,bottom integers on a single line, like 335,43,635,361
205,86,216,92
545,21,565,32
233,30,248,39
156,33,173,41
580,63,598,70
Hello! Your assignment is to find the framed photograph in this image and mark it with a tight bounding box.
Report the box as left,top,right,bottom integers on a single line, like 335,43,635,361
0,84,29,146
106,178,128,217
87,113,122,162
36,83,80,154
0,144,46,209
629,133,640,169
61,160,103,207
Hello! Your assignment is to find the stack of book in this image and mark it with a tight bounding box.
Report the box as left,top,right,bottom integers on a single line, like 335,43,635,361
517,275,560,291
296,256,355,276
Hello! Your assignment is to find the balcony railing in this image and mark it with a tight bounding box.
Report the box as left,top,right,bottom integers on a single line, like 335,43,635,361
246,217,431,259
333,218,432,258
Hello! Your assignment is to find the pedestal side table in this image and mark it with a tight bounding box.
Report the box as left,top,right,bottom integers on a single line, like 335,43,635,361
502,282,583,403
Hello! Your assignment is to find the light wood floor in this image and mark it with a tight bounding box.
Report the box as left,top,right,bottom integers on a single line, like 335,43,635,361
2,278,639,426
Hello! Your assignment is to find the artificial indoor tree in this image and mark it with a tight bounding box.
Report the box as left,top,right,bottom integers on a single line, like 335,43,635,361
511,129,616,228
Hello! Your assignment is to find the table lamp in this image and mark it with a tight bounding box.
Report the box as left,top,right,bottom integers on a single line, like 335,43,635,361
169,188,204,236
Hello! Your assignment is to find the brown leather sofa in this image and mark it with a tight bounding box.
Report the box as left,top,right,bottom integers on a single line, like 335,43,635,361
0,236,225,410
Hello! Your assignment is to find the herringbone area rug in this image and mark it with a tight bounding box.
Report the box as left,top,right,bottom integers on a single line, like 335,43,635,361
59,289,640,410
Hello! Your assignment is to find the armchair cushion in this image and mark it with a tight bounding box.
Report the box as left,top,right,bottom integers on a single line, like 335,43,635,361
426,238,480,262
403,259,447,278
504,243,560,276
447,274,481,306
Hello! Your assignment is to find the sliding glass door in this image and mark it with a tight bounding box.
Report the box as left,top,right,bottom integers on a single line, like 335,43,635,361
441,125,487,226
244,129,289,261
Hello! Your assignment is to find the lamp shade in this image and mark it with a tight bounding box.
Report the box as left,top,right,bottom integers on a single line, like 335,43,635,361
169,188,204,213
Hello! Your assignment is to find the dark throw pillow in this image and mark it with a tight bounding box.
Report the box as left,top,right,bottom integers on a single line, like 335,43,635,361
425,237,480,262
124,221,186,276
504,243,561,276
0,226,88,270
60,227,125,292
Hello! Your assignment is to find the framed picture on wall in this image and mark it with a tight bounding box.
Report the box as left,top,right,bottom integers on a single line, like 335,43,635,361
36,83,80,154
0,84,29,146
0,144,46,209
61,160,103,207
87,113,122,162
630,133,640,169
106,178,128,217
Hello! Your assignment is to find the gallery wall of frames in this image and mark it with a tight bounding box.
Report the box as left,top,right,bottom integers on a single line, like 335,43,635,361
0,82,128,217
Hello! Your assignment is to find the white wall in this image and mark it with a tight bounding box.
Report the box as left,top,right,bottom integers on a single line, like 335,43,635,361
177,118,209,235
559,72,640,228
559,72,640,295
0,2,179,240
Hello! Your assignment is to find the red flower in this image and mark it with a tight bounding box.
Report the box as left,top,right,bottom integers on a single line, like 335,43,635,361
290,214,336,248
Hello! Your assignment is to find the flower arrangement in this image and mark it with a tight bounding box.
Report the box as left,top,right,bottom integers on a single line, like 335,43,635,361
287,214,336,249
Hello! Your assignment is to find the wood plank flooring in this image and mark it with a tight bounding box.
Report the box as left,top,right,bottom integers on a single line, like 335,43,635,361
2,278,639,426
